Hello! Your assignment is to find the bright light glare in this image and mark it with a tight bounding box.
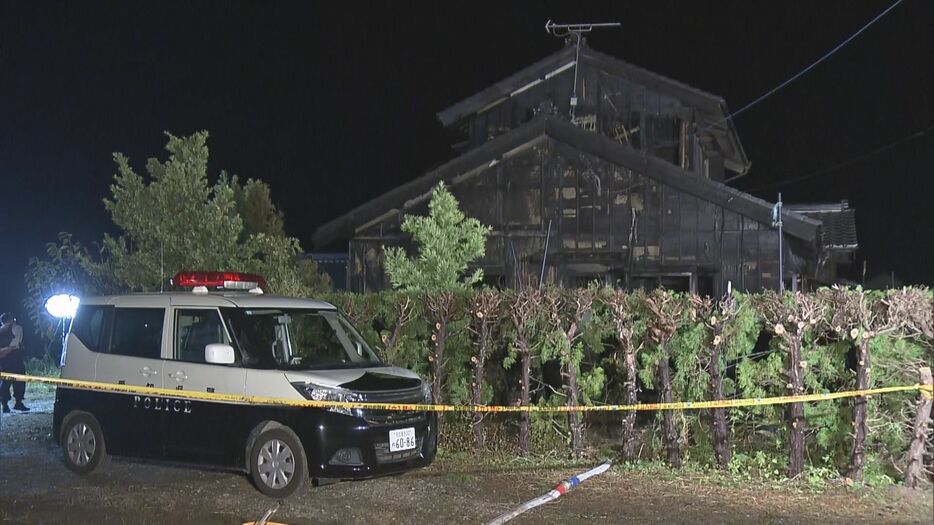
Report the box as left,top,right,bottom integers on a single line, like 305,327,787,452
45,294,80,318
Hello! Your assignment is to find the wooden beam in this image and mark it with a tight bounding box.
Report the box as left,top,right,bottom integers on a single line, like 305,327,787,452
312,117,548,248
437,46,577,127
543,119,818,242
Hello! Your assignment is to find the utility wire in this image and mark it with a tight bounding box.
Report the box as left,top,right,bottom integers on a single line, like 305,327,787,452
748,123,934,192
704,0,905,131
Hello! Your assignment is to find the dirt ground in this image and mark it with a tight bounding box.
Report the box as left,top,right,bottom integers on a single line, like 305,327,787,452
1,394,931,525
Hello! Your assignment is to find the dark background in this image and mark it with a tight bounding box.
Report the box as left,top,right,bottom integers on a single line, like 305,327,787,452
2,1,932,337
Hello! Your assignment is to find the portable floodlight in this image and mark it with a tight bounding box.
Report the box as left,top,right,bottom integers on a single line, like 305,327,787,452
45,294,80,367
45,294,80,319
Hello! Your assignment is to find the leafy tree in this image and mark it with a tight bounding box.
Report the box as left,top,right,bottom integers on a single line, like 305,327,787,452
424,290,460,409
104,132,247,291
755,291,826,478
603,288,646,460
26,131,329,337
229,172,331,295
384,182,490,291
468,289,503,448
295,257,332,297
229,172,331,293
229,174,285,238
540,287,602,458
382,183,488,418
23,233,116,351
695,292,758,469
243,233,307,297
102,131,328,296
639,289,687,468
503,286,545,454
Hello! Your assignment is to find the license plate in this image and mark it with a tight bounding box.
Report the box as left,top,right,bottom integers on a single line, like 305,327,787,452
389,427,416,452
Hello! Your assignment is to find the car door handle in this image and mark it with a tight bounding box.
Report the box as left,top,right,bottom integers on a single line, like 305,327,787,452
139,366,159,377
169,371,188,382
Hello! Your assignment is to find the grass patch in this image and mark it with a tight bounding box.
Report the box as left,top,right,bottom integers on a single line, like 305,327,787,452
22,354,60,400
436,450,603,476
444,472,477,486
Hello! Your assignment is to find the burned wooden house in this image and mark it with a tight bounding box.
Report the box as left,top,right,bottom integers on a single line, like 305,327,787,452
313,41,856,294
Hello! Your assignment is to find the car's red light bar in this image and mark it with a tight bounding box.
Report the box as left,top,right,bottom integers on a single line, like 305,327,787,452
171,271,267,291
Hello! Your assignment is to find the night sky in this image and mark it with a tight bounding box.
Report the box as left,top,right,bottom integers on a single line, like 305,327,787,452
2,1,932,328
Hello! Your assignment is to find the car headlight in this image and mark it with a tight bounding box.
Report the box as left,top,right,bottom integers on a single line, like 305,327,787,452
291,382,362,416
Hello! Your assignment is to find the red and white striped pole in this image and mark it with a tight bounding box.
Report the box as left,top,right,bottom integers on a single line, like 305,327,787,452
485,461,612,525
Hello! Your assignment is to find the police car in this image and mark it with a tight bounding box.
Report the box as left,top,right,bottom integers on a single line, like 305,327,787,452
52,272,438,497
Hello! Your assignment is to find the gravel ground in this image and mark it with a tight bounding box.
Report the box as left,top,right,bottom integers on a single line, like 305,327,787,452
1,396,931,524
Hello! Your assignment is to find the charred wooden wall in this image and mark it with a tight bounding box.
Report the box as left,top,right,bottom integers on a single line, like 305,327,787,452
348,139,806,294
457,62,726,181
345,54,809,294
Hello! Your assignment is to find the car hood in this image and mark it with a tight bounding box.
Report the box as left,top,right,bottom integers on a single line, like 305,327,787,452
285,366,422,391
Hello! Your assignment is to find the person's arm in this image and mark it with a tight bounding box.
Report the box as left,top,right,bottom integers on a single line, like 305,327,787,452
9,324,22,349
0,325,22,355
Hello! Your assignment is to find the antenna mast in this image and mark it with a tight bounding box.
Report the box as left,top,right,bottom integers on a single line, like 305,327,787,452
545,20,620,119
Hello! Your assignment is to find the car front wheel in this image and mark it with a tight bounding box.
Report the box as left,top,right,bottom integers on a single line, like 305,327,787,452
249,427,307,498
62,413,107,475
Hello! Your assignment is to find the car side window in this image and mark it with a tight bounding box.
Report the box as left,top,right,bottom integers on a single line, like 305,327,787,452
109,308,165,359
174,309,230,364
70,305,111,353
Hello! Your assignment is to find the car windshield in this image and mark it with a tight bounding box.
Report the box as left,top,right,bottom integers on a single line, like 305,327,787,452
222,308,381,370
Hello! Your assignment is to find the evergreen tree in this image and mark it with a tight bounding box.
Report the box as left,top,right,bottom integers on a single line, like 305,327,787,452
104,132,246,291
25,131,331,350
228,174,286,239
384,182,490,292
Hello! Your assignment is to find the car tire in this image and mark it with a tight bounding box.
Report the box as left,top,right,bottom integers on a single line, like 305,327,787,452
62,412,107,475
249,427,307,498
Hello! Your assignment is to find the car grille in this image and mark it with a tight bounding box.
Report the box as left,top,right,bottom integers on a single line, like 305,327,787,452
374,436,424,464
358,386,426,427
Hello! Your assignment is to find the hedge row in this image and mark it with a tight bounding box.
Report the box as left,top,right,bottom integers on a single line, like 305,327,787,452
323,286,933,483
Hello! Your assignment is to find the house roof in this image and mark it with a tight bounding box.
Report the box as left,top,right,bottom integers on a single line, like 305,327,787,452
436,41,750,175
313,116,818,248
785,202,858,250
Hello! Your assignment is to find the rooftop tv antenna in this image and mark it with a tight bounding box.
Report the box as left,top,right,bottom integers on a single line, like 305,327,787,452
545,20,621,119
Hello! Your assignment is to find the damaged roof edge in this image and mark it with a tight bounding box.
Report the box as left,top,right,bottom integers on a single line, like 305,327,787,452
436,45,577,128
438,43,733,127
436,42,751,175
579,46,727,111
719,101,751,176
313,117,815,248
311,117,550,248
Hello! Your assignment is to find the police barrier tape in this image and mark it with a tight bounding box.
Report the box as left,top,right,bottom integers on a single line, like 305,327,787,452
1,372,932,413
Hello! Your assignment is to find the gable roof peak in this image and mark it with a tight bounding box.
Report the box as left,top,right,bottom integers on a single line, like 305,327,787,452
436,42,750,176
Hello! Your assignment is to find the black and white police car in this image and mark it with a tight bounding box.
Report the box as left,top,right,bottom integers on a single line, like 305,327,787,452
53,272,438,497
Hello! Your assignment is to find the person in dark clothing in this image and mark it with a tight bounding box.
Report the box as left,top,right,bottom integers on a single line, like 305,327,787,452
0,312,29,412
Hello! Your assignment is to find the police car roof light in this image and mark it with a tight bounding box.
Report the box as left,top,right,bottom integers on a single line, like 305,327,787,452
171,271,268,291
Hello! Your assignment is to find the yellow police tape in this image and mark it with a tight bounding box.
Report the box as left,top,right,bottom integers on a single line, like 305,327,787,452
1,372,931,413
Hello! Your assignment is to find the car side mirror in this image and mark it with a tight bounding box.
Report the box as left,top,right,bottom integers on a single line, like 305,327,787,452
205,343,235,364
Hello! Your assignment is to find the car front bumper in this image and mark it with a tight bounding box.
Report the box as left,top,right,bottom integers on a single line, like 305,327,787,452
299,410,438,479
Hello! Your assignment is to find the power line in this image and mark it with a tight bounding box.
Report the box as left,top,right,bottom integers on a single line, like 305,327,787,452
748,123,934,192
704,0,905,131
